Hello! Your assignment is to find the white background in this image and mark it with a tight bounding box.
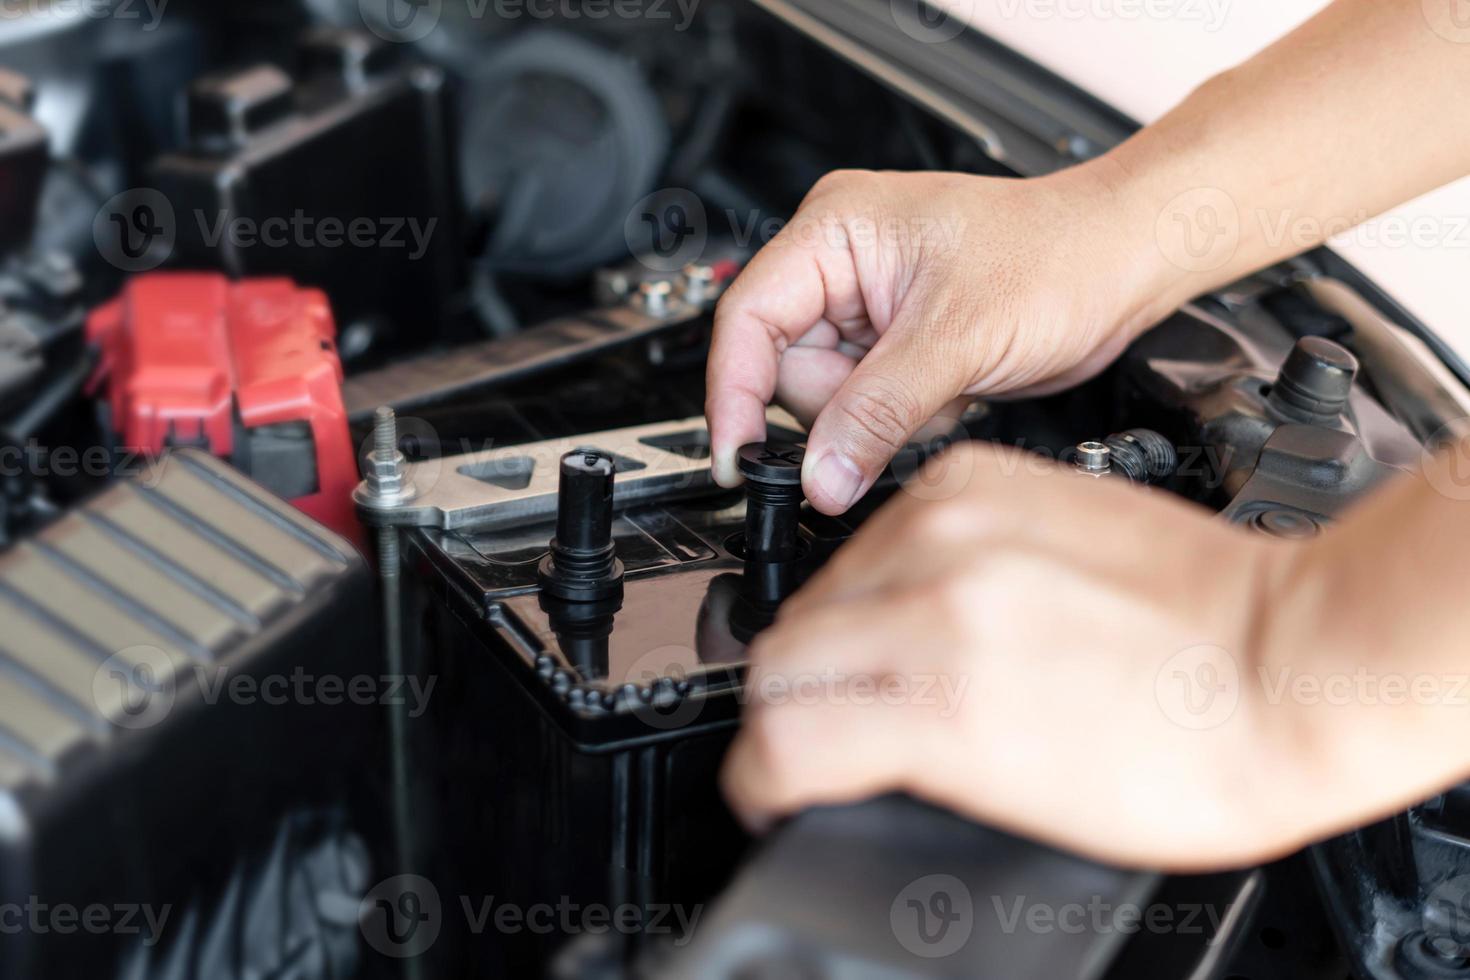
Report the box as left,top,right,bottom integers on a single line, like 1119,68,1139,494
952,0,1470,354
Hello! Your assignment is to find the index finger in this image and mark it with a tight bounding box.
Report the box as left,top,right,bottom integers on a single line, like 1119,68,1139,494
705,232,858,486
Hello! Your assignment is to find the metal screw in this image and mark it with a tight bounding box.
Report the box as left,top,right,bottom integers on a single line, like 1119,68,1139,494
594,268,632,306
1074,441,1111,475
637,280,673,318
354,405,416,510
682,263,716,305
373,405,397,459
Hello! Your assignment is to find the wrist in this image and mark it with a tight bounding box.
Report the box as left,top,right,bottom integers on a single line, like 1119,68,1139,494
1234,531,1401,856
1042,156,1193,344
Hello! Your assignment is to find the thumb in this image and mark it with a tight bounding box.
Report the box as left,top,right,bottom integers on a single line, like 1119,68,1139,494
801,323,969,514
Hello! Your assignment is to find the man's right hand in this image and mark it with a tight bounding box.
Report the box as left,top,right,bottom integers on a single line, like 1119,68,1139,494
704,166,1166,514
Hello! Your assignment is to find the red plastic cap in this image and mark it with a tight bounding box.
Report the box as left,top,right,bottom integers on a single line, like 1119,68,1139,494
87,272,358,541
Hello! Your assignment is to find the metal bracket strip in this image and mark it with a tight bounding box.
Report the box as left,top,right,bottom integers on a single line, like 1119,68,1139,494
357,409,802,531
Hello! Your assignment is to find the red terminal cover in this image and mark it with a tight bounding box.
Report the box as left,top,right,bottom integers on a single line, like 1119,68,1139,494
87,273,359,542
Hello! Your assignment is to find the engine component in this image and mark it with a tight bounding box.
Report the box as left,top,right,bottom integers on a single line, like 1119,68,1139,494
1068,428,1178,484
646,795,1260,979
538,449,625,602
728,442,807,640
0,449,386,978
1122,303,1420,523
354,405,416,514
339,262,736,421
0,250,87,420
1268,336,1359,424
85,273,358,539
355,412,801,531
396,410,836,974
737,442,804,564
0,70,46,256
460,30,670,279
149,28,464,350
0,311,45,413
5,6,1466,977
1106,427,1178,482
114,811,370,980
1074,440,1112,475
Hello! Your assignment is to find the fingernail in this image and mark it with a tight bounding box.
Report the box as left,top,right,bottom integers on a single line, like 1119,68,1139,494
812,452,864,510
712,451,741,488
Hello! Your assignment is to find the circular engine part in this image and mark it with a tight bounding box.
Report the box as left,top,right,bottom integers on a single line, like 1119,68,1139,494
458,30,671,279
1248,507,1322,540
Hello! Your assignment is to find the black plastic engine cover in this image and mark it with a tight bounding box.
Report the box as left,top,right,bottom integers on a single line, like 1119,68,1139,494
149,29,464,348
0,70,47,257
0,450,389,978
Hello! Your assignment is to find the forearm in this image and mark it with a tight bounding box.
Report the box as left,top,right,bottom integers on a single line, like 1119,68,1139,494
1076,0,1470,334
1251,438,1470,846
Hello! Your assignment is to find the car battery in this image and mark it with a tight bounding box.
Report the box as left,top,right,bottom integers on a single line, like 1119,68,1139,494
391,405,898,975
86,272,359,541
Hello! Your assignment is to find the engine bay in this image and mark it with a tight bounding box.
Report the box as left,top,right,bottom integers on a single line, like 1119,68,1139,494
4,2,1470,978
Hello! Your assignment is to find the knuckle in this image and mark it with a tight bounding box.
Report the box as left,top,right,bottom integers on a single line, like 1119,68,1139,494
835,381,922,456
808,168,868,199
930,568,992,630
741,706,804,800
905,496,974,544
925,547,1050,635
912,442,985,499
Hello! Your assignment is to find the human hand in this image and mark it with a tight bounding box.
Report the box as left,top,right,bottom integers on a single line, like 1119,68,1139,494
705,166,1166,514
719,441,1319,871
